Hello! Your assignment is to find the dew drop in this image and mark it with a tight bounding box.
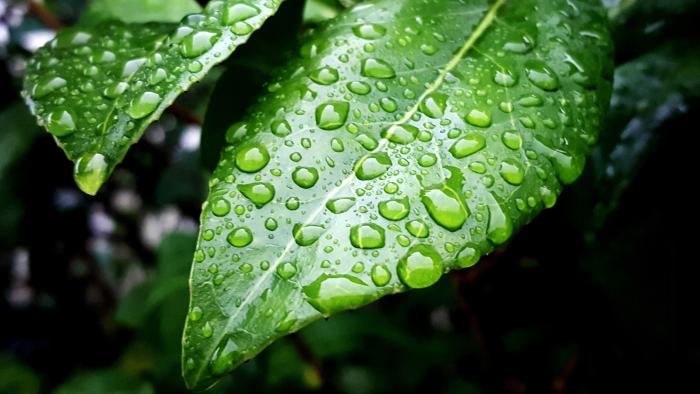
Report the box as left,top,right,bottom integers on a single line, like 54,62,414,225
525,60,560,91
422,186,469,231
293,224,326,246
354,152,392,180
227,227,253,247
371,264,392,287
449,134,485,159
315,101,349,130
181,31,219,58
378,198,410,221
381,124,419,144
350,223,385,249
361,58,395,79
237,183,275,208
326,197,356,214
309,67,339,85
222,3,260,25
353,24,386,40
211,198,231,216
46,110,76,136
303,274,373,316
74,153,108,195
128,92,161,119
235,144,270,173
406,220,429,238
292,167,319,188
397,245,443,289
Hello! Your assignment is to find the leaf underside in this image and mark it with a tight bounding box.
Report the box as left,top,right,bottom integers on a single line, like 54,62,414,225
22,0,283,195
182,0,613,390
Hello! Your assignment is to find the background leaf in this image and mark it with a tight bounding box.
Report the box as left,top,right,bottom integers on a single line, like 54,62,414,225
22,0,284,195
183,0,613,390
80,0,202,25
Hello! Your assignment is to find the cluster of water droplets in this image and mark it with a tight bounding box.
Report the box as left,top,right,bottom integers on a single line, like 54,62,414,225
24,0,281,194
181,0,612,387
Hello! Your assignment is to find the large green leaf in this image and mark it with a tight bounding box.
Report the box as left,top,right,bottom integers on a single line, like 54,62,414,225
22,0,284,195
183,0,612,390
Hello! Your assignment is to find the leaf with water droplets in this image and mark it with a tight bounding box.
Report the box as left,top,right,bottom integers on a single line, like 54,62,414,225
184,0,613,390
81,0,202,25
22,0,284,195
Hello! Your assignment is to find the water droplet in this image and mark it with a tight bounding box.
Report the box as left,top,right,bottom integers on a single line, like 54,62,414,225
355,152,392,180
501,130,522,150
46,110,76,136
223,3,260,25
397,245,443,289
486,198,513,245
493,69,518,87
449,134,485,158
378,198,410,221
353,24,386,39
265,218,278,231
380,97,398,112
420,43,438,55
227,227,253,247
231,21,253,35
303,274,373,315
209,337,239,376
331,138,345,152
293,224,325,246
419,93,447,118
103,82,129,99
418,153,437,167
406,220,429,238
292,167,319,188
382,124,419,144
350,223,385,249
371,264,392,287
235,144,270,173
189,306,203,321
181,31,219,58
286,197,300,210
315,101,349,130
128,92,161,119
326,197,356,214
456,244,480,268
271,118,292,137
310,67,339,85
211,198,231,216
74,153,108,195
347,81,371,95
33,76,66,98
237,183,275,208
499,160,525,185
525,60,560,91
465,108,492,128
356,134,378,150
422,186,469,231
277,262,297,279
361,58,395,79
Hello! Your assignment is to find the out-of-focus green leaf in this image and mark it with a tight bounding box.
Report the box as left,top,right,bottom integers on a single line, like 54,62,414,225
0,355,41,394
22,0,285,195
582,46,700,230
183,0,613,389
81,0,202,25
53,370,153,394
302,0,343,24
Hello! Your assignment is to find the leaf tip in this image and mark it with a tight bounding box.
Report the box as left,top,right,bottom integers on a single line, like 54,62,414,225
73,152,109,195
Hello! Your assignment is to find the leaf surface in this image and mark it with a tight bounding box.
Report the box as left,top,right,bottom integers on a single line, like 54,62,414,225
183,0,613,390
22,0,284,195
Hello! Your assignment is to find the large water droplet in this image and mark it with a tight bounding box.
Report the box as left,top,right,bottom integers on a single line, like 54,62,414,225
237,183,275,208
381,124,419,144
33,76,66,98
347,81,371,95
406,220,429,238
227,227,253,247
355,152,392,180
293,224,325,246
223,3,260,25
74,153,108,195
378,198,410,221
371,264,392,287
422,186,469,231
235,144,270,173
303,274,373,316
128,92,161,119
211,198,231,216
486,197,513,245
181,31,219,58
46,110,76,136
350,223,385,249
310,67,339,85
353,24,386,40
465,108,492,128
449,134,485,158
456,244,481,268
499,160,525,185
419,93,447,118
315,101,349,130
326,197,356,214
292,166,319,188
397,244,443,289
361,58,395,79
525,60,560,91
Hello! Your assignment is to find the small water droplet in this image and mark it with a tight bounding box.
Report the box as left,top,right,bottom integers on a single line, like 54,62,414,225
406,220,429,238
310,67,339,85
456,244,480,268
235,144,270,173
378,198,410,221
181,31,220,58
326,197,356,214
223,3,260,25
449,134,485,158
419,93,447,118
353,24,386,40
227,227,253,247
292,167,319,188
465,108,492,128
211,198,231,216
128,91,161,119
74,153,108,195
347,81,371,95
46,110,76,136
237,183,275,207
382,124,419,144
371,264,392,287
422,186,469,231
499,160,525,185
525,60,560,91
355,152,392,180
361,58,395,79
293,224,326,246
303,274,373,315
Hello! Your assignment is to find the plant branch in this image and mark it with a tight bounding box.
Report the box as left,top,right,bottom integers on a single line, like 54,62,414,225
28,1,63,31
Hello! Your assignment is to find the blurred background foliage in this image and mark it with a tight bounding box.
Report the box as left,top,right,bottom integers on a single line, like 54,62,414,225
0,0,697,393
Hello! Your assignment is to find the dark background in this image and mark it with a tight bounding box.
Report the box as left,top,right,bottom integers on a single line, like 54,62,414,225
1,0,697,393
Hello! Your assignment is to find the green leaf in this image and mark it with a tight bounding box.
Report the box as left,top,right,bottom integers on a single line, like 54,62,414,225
22,0,284,195
53,370,153,394
81,0,202,24
183,0,613,390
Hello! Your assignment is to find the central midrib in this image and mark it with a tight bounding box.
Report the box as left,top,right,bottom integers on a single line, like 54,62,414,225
195,0,506,383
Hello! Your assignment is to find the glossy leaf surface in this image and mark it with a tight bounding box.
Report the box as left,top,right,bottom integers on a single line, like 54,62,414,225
81,0,202,24
22,0,284,195
183,0,613,390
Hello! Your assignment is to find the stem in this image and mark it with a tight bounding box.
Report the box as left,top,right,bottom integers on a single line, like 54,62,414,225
28,1,63,31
